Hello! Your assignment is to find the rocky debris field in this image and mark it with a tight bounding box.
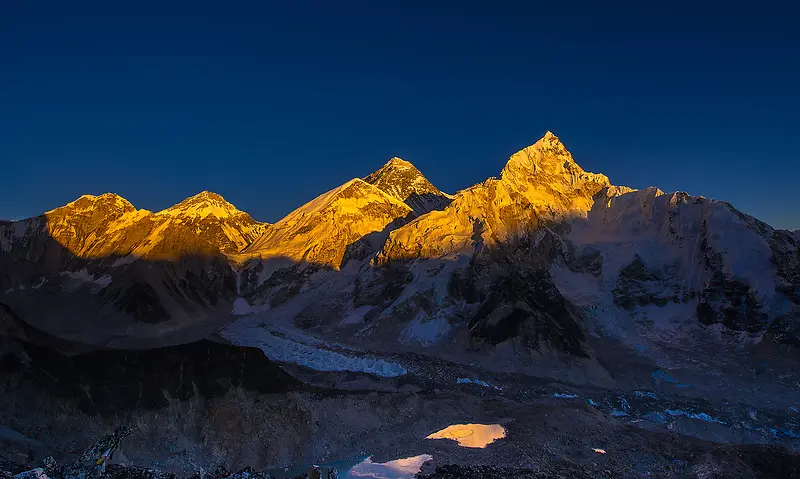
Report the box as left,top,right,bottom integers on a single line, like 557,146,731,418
2,308,800,479
0,428,337,479
2,308,800,478
3,424,800,479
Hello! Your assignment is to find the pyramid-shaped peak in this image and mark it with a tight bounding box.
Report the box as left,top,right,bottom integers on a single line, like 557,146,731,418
533,130,567,150
365,157,425,188
385,157,414,168
363,157,451,216
368,157,421,177
182,191,229,203
500,133,610,188
159,191,242,218
501,132,575,178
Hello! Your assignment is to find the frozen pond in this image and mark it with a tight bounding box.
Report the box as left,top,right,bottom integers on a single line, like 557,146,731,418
269,454,432,478
425,423,506,448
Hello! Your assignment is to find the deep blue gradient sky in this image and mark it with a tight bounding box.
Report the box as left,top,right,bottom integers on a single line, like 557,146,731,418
2,2,799,228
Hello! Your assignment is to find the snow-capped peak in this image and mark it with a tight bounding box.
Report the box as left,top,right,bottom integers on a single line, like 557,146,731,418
50,193,136,215
500,131,610,189
364,157,452,215
157,191,241,219
385,157,414,169
376,132,617,263
366,157,423,181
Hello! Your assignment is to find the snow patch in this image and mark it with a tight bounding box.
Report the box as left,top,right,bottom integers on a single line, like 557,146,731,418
651,370,691,388
231,297,255,315
64,269,94,282
644,412,667,424
665,409,725,425
456,377,503,390
112,255,138,267
339,305,373,326
400,313,451,346
62,269,113,293
12,468,49,479
553,393,579,399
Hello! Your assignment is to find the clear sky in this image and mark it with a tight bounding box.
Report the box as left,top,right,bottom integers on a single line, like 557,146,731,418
2,1,798,228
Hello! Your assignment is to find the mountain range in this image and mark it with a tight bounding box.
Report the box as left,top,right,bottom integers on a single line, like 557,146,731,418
1,131,798,355
3,131,800,475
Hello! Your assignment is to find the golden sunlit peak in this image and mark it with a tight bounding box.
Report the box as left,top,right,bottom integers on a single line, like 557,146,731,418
50,193,136,214
186,190,227,201
73,192,128,203
533,130,565,149
157,190,243,218
372,156,417,174
386,157,412,166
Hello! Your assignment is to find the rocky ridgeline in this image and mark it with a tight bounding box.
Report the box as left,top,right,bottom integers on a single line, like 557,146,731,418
0,428,341,479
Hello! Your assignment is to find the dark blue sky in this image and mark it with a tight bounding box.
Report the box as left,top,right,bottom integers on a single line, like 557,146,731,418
2,1,798,228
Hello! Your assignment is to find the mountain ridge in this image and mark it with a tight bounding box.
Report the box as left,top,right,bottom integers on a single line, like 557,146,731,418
376,131,612,264
241,177,414,269
1,132,798,353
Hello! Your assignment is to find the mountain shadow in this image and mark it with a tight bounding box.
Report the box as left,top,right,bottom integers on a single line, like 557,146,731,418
0,210,252,347
0,305,302,415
